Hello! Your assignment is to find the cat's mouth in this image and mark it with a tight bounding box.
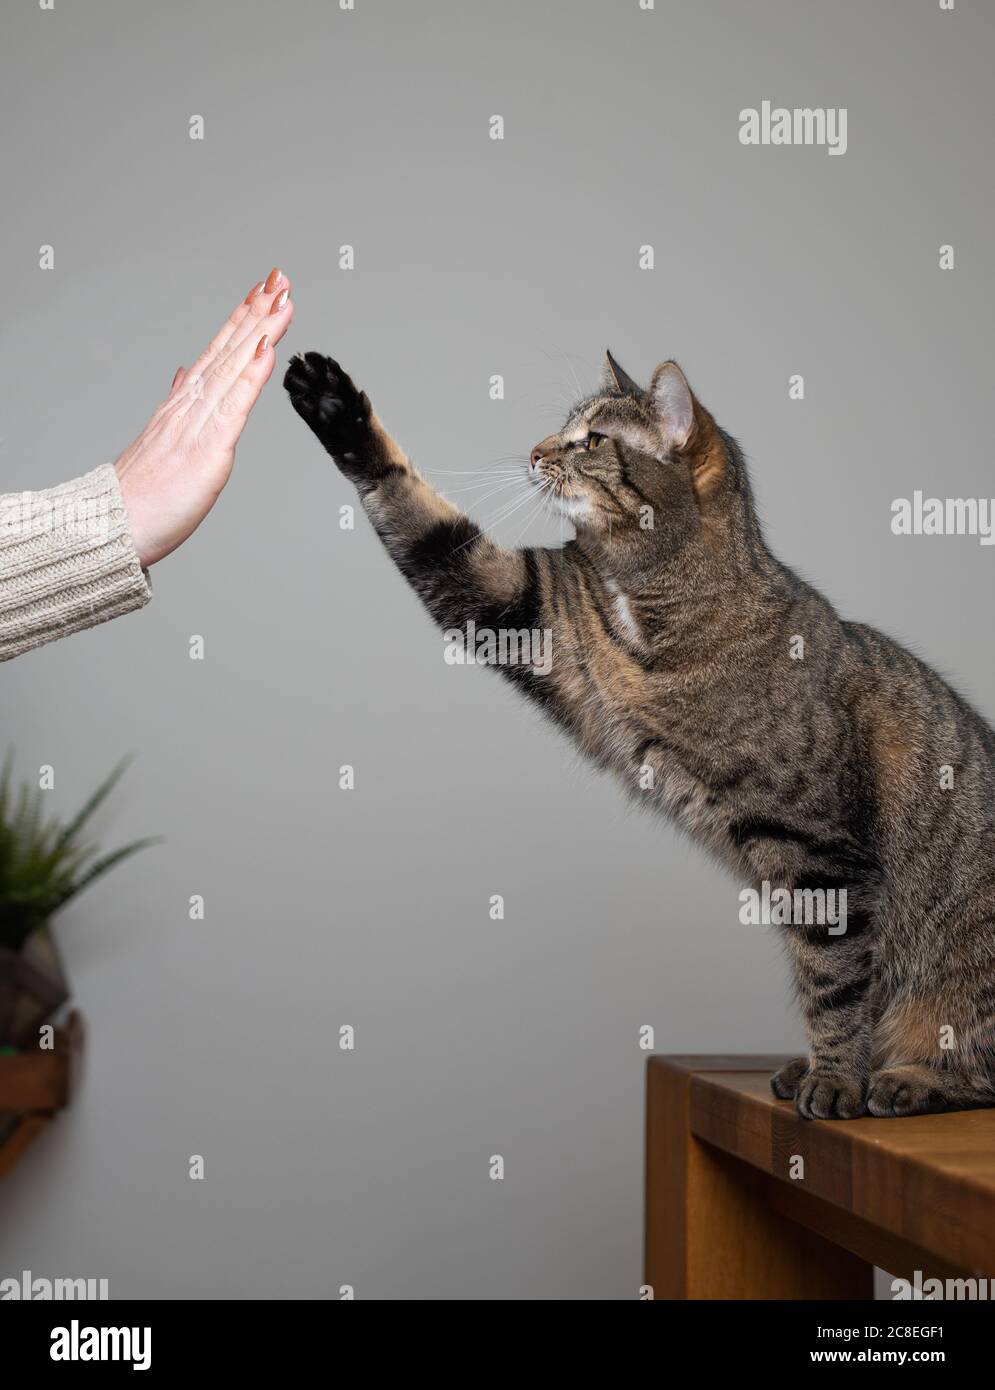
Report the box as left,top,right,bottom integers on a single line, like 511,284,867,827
528,463,593,522
528,459,569,496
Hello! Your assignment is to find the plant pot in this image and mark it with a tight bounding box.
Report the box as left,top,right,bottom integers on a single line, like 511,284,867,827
0,925,70,1049
0,1009,84,1180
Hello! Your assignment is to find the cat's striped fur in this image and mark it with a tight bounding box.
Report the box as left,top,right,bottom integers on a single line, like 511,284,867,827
286,349,995,1120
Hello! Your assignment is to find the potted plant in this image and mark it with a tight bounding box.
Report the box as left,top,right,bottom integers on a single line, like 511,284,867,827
0,754,156,1049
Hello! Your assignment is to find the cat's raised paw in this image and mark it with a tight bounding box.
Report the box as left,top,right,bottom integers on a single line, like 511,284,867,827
796,1071,867,1120
284,352,372,467
770,1056,808,1101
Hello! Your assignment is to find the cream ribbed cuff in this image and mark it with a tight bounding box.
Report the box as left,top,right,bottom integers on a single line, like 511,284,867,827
0,464,151,662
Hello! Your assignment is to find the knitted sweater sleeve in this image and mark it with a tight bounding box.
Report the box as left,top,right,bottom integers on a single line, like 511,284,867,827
0,464,151,662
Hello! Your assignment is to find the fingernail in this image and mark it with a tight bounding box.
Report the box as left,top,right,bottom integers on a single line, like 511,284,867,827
271,288,289,314
254,334,270,359
171,366,185,390
264,267,282,293
244,281,264,304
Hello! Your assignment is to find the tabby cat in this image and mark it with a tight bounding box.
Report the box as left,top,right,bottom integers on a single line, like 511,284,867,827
285,348,995,1120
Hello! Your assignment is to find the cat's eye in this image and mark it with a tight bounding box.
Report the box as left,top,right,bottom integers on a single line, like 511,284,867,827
573,432,605,451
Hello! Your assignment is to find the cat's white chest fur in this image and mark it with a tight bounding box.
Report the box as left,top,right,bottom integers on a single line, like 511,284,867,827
604,578,641,643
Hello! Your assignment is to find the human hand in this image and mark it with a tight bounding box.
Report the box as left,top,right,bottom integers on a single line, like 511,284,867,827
114,268,294,567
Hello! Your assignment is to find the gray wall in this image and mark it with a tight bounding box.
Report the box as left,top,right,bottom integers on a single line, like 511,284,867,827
0,0,991,1299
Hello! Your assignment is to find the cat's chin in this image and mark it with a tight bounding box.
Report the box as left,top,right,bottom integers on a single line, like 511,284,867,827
548,492,594,523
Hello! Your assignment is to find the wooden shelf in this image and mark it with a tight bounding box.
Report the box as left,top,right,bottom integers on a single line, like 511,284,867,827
0,1010,84,1180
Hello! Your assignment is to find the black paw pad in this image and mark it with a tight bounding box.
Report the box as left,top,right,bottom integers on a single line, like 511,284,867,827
284,352,372,461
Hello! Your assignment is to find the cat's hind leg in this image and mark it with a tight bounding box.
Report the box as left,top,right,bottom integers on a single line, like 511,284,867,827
870,983,995,1116
867,1065,995,1117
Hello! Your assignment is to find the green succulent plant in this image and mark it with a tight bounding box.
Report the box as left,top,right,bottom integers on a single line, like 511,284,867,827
0,753,156,953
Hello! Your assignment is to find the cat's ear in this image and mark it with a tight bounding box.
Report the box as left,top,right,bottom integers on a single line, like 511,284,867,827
601,349,641,396
649,361,729,502
647,361,695,451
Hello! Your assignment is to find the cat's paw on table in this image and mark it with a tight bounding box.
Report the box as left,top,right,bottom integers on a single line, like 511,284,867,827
867,1068,948,1117
796,1071,867,1120
770,1056,809,1101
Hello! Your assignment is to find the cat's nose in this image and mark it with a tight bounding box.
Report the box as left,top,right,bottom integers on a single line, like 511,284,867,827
531,436,558,468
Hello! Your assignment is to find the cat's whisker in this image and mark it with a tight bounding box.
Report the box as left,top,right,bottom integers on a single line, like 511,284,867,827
428,471,524,504
537,347,588,406
506,485,553,550
439,475,525,499
445,484,534,555
504,485,546,539
459,480,530,514
488,483,554,540
481,486,538,531
426,466,524,478
462,483,544,546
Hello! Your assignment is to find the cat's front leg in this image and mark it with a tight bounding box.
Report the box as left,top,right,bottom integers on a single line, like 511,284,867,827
770,1055,808,1100
285,352,569,714
284,350,537,626
785,925,874,1120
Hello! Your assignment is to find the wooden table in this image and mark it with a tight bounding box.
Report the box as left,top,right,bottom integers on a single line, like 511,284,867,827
645,1055,995,1299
